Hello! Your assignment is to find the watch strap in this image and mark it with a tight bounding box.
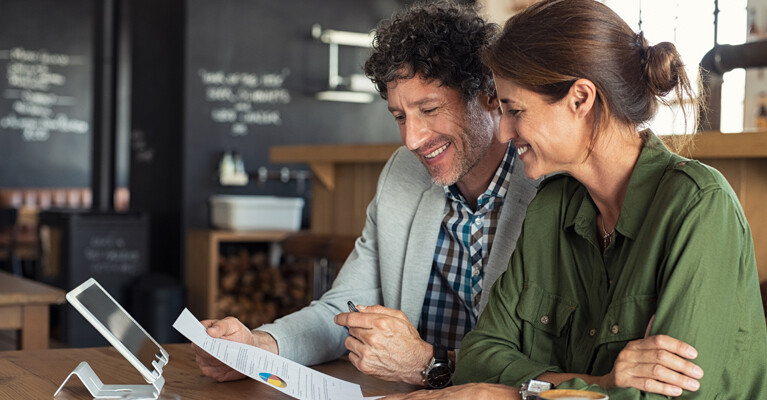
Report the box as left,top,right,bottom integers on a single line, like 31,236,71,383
432,343,448,364
421,343,452,389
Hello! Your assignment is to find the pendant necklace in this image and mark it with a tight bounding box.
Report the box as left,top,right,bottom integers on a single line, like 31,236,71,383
600,214,614,249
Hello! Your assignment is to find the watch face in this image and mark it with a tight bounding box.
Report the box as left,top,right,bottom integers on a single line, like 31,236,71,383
427,363,452,388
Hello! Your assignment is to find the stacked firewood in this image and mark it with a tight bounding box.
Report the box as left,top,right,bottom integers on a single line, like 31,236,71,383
216,248,312,329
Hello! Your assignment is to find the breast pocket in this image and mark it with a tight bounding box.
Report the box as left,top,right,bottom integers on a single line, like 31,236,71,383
596,294,657,363
516,283,577,365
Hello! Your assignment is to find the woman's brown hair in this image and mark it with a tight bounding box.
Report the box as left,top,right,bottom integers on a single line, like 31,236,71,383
484,0,699,148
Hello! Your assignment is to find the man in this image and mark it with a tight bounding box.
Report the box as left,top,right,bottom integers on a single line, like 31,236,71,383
193,1,539,388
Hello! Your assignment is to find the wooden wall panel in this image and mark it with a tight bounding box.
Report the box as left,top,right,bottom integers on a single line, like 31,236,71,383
741,160,767,283
700,158,767,282
325,164,384,236
311,179,334,235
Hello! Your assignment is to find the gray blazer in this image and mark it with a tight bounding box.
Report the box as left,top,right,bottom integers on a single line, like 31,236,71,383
258,146,539,365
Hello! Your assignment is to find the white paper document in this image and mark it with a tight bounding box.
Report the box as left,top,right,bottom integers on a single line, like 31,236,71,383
173,308,379,400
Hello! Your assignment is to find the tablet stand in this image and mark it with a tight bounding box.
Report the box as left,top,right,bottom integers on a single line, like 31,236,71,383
54,355,167,399
53,278,170,399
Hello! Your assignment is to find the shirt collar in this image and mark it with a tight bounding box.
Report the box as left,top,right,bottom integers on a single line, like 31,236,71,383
565,130,675,240
444,143,515,207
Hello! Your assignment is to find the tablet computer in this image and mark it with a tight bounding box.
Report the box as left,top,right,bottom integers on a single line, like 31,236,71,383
66,278,169,383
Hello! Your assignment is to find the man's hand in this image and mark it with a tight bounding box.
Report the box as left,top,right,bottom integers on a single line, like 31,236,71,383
192,317,279,382
603,334,704,397
380,383,519,400
334,305,432,386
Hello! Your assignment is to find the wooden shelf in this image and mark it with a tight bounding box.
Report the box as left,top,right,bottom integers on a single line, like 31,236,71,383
185,229,292,319
269,131,767,163
664,130,767,158
271,143,401,193
268,134,767,282
270,144,401,236
270,143,401,164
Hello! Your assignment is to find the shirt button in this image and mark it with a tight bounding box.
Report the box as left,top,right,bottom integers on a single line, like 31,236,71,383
540,315,550,325
472,267,480,277
611,324,620,334
474,218,483,227
589,328,597,337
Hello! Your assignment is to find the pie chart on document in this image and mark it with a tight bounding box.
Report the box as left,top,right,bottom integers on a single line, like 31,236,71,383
259,372,288,388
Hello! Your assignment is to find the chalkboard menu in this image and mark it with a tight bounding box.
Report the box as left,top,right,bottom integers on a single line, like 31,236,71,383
38,210,149,347
38,210,148,289
0,0,93,187
182,0,407,228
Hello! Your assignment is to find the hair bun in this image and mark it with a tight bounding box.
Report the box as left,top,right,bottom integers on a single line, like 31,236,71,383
642,40,684,97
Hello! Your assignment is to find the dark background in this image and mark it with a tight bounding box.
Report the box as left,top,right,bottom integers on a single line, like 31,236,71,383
181,0,404,231
0,0,93,187
0,0,419,282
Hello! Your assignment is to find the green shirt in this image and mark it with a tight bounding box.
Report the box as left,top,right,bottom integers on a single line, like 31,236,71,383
454,133,767,399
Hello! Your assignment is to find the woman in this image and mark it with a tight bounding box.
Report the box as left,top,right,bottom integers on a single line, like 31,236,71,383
445,0,767,399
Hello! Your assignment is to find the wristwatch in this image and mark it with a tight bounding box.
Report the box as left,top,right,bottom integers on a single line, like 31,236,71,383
519,379,553,400
421,343,452,389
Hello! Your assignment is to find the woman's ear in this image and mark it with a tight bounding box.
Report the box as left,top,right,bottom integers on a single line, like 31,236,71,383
569,78,596,117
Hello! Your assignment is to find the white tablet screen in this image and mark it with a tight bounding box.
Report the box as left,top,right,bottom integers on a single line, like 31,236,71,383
68,279,167,380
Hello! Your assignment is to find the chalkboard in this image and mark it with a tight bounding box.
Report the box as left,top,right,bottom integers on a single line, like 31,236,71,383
0,0,93,187
76,227,145,276
38,210,148,288
182,0,408,228
38,210,149,347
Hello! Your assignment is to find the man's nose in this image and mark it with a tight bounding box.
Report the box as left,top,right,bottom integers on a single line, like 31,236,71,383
403,117,430,151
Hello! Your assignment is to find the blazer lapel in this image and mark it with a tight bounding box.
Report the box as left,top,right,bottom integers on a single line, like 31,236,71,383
401,185,445,326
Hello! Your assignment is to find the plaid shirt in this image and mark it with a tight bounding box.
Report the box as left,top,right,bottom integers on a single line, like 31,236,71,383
418,144,515,350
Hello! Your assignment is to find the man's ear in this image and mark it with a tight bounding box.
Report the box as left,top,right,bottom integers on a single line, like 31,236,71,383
478,91,500,112
569,78,596,117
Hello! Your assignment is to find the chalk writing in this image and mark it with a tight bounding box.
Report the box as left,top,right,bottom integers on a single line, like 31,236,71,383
0,47,89,141
131,129,155,163
198,68,291,135
84,233,143,275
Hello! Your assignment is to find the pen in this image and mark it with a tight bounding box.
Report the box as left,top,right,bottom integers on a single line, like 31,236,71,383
347,301,360,313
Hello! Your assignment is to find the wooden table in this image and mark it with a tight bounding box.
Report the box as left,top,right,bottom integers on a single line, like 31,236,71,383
0,271,65,350
0,343,420,399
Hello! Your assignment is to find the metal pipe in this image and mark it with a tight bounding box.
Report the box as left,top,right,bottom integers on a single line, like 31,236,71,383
91,0,118,211
328,43,340,89
699,39,767,131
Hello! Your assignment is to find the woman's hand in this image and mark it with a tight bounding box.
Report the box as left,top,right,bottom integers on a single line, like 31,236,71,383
603,334,704,397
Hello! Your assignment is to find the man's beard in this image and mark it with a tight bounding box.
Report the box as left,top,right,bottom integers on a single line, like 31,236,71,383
428,100,494,187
